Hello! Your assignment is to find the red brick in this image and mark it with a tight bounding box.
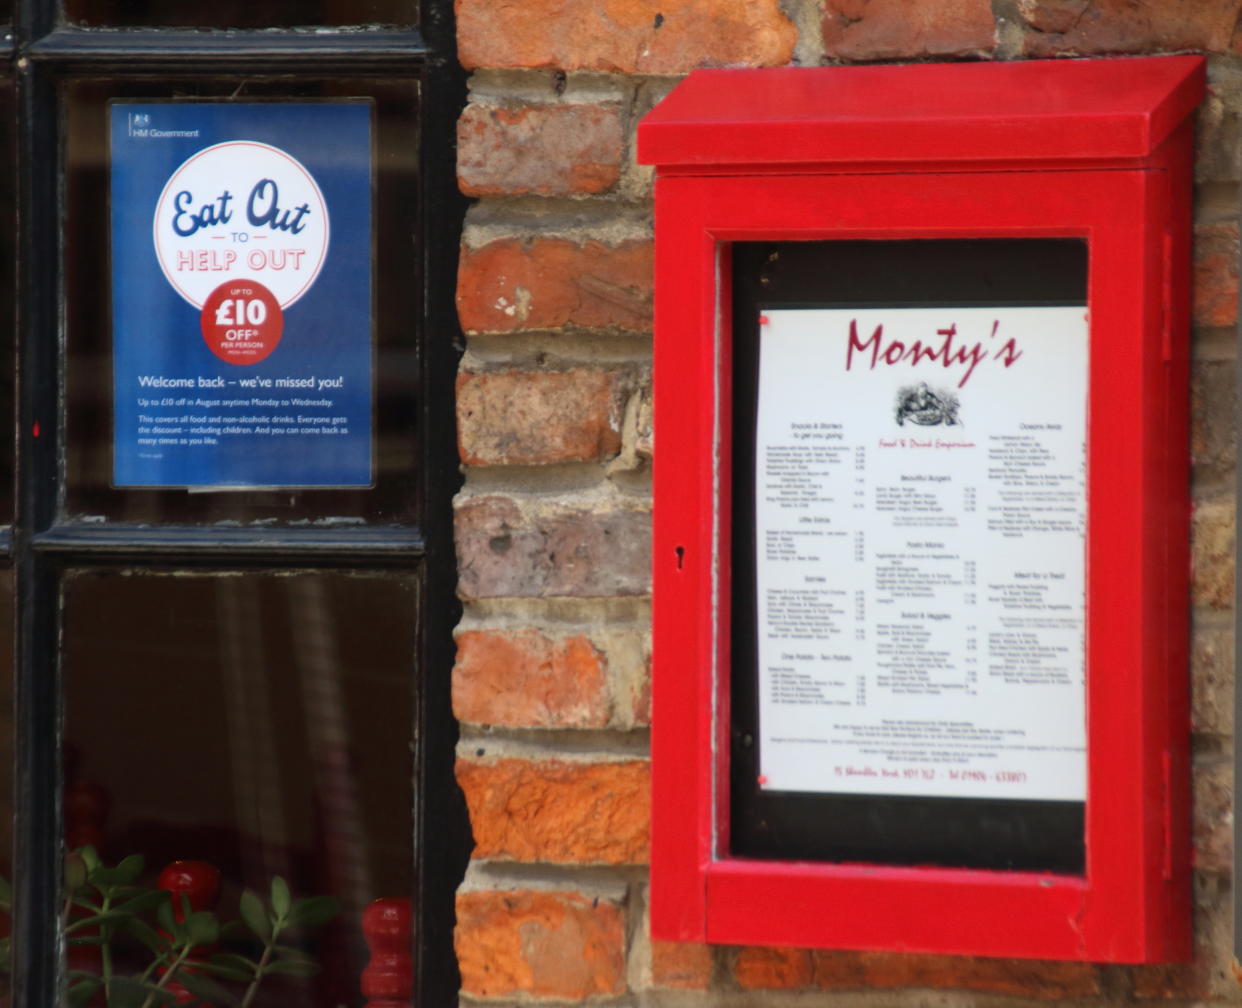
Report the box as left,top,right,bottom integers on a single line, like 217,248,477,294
813,951,1100,998
458,0,796,73
457,103,622,196
457,757,650,864
823,0,994,58
651,940,713,990
1018,0,1242,55
455,495,651,599
457,237,653,334
457,370,624,466
455,889,626,999
1191,497,1234,610
453,629,611,728
1194,221,1239,328
733,946,814,989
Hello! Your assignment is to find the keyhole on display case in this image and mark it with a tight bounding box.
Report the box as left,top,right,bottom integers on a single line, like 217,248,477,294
675,545,685,569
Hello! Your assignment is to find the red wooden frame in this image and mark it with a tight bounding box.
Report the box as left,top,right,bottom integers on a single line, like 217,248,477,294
639,56,1203,963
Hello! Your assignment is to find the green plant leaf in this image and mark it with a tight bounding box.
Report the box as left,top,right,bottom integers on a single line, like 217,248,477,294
263,958,319,978
186,910,219,947
179,969,240,1006
90,854,143,889
270,876,290,921
202,952,258,981
108,976,174,1008
63,855,87,894
65,910,134,933
239,889,271,942
125,917,169,955
156,896,181,940
112,889,169,917
76,846,100,872
287,895,340,929
272,945,315,961
66,977,102,1008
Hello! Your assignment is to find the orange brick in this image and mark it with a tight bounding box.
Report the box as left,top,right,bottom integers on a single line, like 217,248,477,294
453,629,611,728
456,889,626,999
823,0,994,58
457,757,650,864
458,0,796,72
651,940,714,990
814,950,1100,998
457,237,653,334
733,946,814,990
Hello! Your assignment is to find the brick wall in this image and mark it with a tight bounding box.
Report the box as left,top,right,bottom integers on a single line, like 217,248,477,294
451,1,1238,1002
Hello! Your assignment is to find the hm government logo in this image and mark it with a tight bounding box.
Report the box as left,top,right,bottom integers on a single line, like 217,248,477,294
128,111,200,140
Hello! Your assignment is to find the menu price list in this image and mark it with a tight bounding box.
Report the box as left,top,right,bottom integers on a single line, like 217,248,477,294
754,306,1087,802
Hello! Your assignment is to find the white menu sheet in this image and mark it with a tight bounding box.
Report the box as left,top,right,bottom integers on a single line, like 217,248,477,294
754,306,1087,801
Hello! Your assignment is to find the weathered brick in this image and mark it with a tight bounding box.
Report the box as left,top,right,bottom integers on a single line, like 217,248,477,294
457,103,623,196
1196,87,1242,184
651,940,714,990
453,629,611,728
457,237,653,334
457,757,651,864
457,370,624,466
458,0,796,73
455,495,651,599
1192,620,1233,736
1191,360,1237,480
1194,221,1239,328
733,946,814,990
1193,754,1232,875
1018,0,1242,55
813,951,1100,998
823,0,995,58
455,889,626,999
1191,497,1234,610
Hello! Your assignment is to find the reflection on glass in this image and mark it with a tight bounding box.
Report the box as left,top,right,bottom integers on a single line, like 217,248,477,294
62,571,416,1007
63,0,415,28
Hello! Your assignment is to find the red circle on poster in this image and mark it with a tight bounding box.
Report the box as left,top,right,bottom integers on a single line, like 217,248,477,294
200,280,283,364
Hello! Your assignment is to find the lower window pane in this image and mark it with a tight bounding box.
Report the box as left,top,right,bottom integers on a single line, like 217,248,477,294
62,571,416,1007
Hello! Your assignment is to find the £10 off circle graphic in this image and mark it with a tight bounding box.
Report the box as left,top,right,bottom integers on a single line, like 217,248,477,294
153,140,330,365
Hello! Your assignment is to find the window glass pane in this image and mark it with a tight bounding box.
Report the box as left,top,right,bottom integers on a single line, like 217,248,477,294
63,78,420,526
63,0,415,29
0,78,13,529
62,570,416,1007
0,573,12,1002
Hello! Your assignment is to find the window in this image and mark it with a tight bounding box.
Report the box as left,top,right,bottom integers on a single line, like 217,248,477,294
4,3,467,1004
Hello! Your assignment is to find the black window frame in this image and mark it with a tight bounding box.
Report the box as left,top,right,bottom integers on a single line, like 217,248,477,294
8,1,469,1003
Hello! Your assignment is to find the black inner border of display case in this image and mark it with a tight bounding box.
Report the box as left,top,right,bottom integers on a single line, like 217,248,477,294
730,239,1088,872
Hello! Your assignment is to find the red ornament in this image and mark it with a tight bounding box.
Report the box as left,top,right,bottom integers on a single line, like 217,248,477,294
361,898,412,1008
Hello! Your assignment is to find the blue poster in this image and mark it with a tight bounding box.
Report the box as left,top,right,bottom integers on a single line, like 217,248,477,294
110,102,372,487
